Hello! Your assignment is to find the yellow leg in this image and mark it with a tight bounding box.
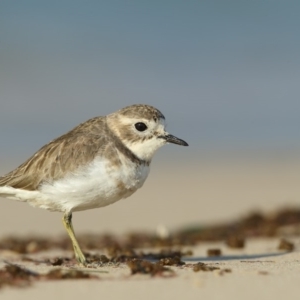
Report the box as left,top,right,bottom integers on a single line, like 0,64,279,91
62,213,87,265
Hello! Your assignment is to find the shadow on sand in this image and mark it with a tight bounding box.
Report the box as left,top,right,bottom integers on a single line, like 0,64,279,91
183,251,288,262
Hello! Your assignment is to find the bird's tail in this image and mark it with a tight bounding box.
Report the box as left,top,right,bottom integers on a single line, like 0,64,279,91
0,186,37,202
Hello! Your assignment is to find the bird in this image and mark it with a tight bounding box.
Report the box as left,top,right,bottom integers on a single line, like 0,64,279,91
0,104,188,265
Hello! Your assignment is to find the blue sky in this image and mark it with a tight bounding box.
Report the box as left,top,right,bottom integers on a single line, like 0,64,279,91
1,1,300,158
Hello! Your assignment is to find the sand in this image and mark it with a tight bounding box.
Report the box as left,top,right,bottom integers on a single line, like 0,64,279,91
1,239,300,300
1,153,300,299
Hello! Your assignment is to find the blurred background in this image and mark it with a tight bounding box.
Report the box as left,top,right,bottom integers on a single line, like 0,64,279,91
1,1,300,237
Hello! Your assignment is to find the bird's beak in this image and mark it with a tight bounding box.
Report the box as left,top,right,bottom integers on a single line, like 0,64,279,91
159,133,189,146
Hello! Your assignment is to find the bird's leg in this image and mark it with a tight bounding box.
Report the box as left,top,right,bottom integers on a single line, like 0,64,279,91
62,213,87,265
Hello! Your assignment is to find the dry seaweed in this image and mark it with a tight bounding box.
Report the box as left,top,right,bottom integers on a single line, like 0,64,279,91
226,236,245,249
278,239,294,251
127,259,174,277
1,208,300,255
0,263,98,290
1,207,299,290
207,249,222,257
0,264,38,289
44,269,96,280
193,262,220,272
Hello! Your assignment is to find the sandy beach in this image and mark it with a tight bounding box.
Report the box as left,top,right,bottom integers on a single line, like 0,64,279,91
2,1,300,298
1,153,300,299
0,238,300,300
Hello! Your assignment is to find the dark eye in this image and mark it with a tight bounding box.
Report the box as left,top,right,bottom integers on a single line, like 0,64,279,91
135,122,147,132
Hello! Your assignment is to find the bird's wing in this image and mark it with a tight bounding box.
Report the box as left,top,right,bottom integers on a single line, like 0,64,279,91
0,117,110,190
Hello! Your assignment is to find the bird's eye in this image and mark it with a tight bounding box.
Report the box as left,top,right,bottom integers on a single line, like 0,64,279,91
135,122,147,132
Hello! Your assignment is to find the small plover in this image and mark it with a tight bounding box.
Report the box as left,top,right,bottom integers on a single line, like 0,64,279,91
0,104,188,265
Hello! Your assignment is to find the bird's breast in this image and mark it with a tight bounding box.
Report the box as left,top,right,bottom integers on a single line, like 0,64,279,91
39,156,150,212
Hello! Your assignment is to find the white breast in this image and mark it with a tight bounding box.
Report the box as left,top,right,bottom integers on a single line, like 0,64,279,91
37,154,150,213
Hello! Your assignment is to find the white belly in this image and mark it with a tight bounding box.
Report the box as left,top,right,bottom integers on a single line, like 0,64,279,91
34,156,150,213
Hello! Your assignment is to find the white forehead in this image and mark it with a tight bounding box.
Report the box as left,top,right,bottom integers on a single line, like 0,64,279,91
119,116,166,128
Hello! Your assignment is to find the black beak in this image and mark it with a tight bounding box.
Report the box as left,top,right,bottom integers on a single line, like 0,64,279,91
159,134,189,146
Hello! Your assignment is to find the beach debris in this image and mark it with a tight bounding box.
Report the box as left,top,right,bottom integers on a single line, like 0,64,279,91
207,248,222,257
278,239,294,251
